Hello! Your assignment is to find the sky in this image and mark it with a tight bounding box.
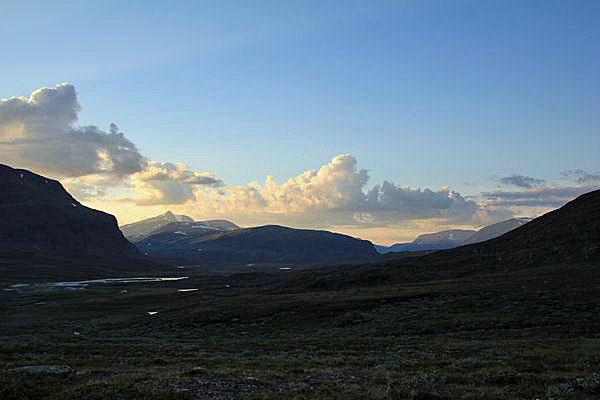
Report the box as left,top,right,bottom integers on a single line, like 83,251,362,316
1,0,599,244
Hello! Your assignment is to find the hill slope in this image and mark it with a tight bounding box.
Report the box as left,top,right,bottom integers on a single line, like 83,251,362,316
445,190,600,266
0,164,139,258
461,217,531,246
284,189,600,291
138,224,378,266
376,218,533,254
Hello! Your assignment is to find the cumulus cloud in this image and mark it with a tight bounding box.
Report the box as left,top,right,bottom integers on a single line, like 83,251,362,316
364,182,477,221
191,154,490,227
128,161,223,205
0,83,223,205
500,174,545,189
191,154,366,215
0,83,145,178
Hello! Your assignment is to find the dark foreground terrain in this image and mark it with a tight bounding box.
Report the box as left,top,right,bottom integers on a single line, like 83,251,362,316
2,260,600,400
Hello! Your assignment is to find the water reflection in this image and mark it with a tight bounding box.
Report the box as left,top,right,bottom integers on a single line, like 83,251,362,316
10,276,189,290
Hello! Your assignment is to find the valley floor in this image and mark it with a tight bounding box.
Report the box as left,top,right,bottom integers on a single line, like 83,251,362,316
1,262,600,399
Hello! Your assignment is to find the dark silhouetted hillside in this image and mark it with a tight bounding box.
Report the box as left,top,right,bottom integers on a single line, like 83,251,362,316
441,190,600,266
0,164,139,258
461,217,531,246
138,224,377,266
281,189,600,291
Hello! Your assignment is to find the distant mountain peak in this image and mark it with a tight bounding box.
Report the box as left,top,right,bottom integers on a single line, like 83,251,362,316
413,229,477,244
461,218,533,246
120,212,237,241
376,217,537,254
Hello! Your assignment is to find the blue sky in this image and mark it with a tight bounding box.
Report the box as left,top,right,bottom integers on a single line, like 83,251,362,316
1,1,599,242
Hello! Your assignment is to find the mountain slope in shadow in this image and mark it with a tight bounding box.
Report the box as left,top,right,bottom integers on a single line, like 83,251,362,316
282,189,600,291
137,224,378,266
0,165,165,281
0,164,139,257
440,189,600,266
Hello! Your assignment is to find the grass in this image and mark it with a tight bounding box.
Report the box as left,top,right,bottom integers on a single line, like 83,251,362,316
1,261,600,399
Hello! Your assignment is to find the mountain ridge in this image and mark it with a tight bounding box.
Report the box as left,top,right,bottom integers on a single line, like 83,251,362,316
376,218,532,253
137,224,378,266
120,211,239,241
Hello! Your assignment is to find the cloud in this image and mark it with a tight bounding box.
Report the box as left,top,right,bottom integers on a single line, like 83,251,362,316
0,83,223,205
484,169,600,209
364,181,478,222
128,161,223,206
187,175,223,185
0,83,145,179
481,186,593,208
63,181,106,202
561,169,600,186
192,154,366,215
190,154,493,227
500,174,545,188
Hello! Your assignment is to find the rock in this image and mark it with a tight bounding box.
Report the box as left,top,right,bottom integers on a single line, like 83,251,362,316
9,365,75,378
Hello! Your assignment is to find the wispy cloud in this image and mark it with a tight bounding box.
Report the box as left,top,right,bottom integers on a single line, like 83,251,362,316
482,187,590,208
561,169,600,186
484,169,600,209
499,174,545,189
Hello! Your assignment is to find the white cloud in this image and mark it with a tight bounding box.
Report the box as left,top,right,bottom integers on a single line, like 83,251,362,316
128,161,223,206
0,83,222,205
190,154,494,228
0,83,145,178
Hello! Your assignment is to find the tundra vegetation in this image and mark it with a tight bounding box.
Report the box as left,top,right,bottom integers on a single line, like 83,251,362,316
1,260,599,400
